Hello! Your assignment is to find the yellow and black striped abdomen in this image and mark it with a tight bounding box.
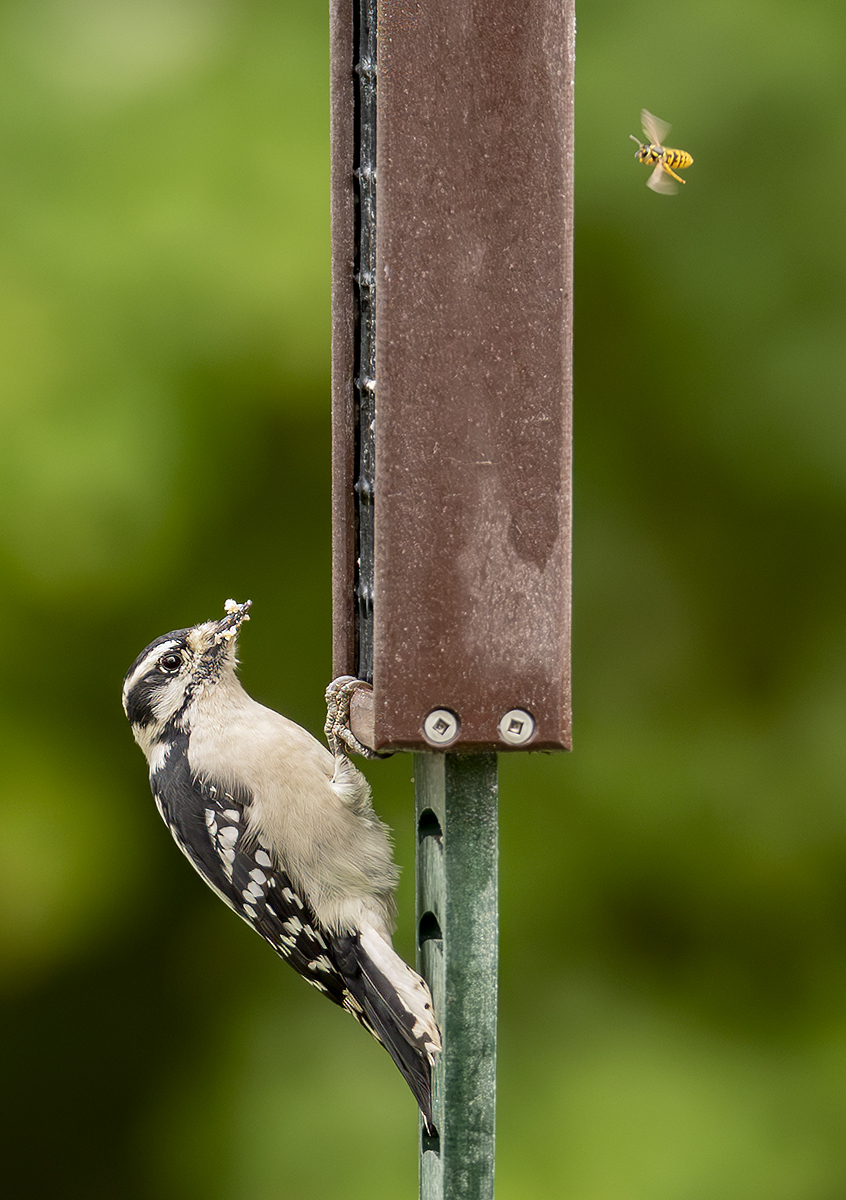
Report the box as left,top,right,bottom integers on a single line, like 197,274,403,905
661,147,693,171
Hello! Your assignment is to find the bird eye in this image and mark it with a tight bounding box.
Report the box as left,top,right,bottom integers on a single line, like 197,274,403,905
160,651,183,673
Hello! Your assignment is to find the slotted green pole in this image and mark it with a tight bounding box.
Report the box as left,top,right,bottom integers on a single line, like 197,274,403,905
415,752,498,1200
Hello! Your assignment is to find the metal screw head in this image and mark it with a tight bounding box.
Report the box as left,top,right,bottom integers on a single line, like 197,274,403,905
423,709,460,746
498,709,535,746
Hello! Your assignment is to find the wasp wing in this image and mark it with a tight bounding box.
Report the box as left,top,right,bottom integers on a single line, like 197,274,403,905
641,109,672,146
647,163,678,195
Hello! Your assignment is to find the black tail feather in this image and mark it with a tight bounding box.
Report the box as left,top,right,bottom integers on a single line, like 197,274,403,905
332,934,437,1133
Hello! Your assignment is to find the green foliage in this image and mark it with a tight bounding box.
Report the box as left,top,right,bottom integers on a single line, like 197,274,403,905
2,1,846,1196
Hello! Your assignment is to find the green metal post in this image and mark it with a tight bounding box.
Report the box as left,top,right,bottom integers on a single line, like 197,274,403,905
415,752,498,1200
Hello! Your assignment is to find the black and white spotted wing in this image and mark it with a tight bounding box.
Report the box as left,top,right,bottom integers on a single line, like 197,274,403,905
150,734,348,1007
147,732,436,1129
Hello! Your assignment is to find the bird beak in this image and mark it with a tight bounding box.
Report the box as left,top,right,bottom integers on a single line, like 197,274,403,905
211,598,253,645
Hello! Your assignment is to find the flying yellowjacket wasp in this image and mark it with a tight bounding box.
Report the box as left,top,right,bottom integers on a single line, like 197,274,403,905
630,109,693,195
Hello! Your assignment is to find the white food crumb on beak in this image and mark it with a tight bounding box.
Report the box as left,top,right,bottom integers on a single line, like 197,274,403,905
214,599,251,645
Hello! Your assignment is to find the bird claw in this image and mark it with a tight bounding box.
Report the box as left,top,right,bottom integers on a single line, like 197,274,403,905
324,676,388,760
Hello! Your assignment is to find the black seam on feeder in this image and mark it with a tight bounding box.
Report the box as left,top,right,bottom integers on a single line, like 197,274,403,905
353,0,377,684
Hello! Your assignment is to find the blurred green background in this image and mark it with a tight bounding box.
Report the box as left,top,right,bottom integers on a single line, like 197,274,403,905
1,1,845,1196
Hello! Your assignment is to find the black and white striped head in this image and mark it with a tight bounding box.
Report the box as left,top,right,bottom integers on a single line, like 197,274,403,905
122,599,252,749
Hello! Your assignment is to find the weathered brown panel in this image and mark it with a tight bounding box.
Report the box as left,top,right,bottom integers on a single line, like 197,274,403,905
329,0,357,676
372,1,574,751
330,0,574,752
